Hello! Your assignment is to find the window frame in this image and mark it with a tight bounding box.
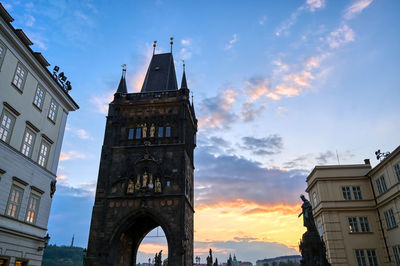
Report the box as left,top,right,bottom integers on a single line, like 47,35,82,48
342,186,352,200
33,85,46,111
348,217,359,233
0,109,16,144
352,186,363,200
11,63,27,92
376,175,388,195
165,126,171,137
393,245,400,266
394,163,400,182
38,139,51,168
158,126,164,138
0,41,6,70
313,192,317,207
5,185,24,219
359,217,371,232
25,193,40,224
47,98,58,123
20,127,36,158
366,250,379,266
355,250,367,266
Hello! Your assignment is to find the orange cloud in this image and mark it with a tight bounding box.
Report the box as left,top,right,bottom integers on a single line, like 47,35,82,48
138,243,168,255
59,151,86,161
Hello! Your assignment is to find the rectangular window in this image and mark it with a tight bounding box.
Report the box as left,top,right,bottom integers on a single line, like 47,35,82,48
6,185,24,218
317,220,323,237
165,126,171,137
158,126,164,137
12,63,27,90
128,128,134,140
135,127,141,139
38,140,50,167
355,250,367,266
376,175,388,195
47,99,58,122
21,128,36,158
0,110,15,143
393,245,400,266
0,43,6,69
353,186,363,200
349,217,359,233
33,85,45,110
342,186,352,200
394,163,400,182
313,192,317,207
359,217,370,232
25,194,40,224
383,209,397,229
366,250,379,266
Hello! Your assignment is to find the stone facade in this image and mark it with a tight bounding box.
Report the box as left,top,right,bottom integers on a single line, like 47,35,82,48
86,55,197,265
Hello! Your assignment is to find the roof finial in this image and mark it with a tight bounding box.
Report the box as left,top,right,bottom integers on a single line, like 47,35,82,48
170,37,174,53
121,64,126,77
153,40,157,55
180,60,188,89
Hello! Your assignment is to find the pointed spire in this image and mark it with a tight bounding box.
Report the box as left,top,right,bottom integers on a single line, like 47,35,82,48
180,61,188,89
116,65,127,93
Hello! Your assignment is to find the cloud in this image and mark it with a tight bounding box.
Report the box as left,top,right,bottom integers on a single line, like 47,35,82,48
195,145,307,207
277,106,288,117
305,0,326,12
326,24,355,48
241,102,265,122
181,39,191,46
25,14,35,27
59,151,86,161
129,44,154,92
241,135,283,155
66,125,92,140
275,0,325,36
25,32,47,50
224,33,238,50
344,0,374,20
90,90,114,114
198,88,238,130
315,150,335,164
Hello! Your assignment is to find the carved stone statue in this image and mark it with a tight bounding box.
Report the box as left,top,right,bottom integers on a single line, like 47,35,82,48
126,179,134,194
50,180,57,198
155,178,162,193
142,171,148,188
298,194,315,230
142,123,147,138
150,123,155,138
148,173,154,189
154,250,162,266
135,175,141,190
298,194,331,266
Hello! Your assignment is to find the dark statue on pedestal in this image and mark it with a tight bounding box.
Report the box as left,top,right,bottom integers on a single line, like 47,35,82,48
298,195,331,266
154,250,162,266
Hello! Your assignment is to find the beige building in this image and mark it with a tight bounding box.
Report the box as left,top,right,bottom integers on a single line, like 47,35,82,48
0,4,78,266
306,145,400,266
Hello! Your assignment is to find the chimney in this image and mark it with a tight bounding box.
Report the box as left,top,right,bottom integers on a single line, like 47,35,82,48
364,159,370,165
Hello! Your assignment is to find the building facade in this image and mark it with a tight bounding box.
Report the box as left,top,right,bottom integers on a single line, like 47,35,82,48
0,4,78,266
306,145,400,266
256,255,301,266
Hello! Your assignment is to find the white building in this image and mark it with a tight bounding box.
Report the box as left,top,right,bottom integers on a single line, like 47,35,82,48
0,4,78,266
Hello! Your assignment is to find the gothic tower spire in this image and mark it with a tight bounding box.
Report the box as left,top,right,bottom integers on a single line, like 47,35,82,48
116,65,127,93
180,62,188,89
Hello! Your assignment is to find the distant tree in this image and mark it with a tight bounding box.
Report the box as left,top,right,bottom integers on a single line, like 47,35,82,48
263,263,269,266
42,244,84,266
272,262,278,266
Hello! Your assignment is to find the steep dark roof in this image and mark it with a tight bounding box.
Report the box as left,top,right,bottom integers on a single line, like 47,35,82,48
180,65,188,89
141,53,178,92
116,70,127,93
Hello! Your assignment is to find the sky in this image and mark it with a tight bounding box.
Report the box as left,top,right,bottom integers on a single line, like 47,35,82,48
3,0,400,264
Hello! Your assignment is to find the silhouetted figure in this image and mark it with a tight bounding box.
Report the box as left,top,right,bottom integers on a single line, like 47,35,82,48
154,250,162,266
213,258,218,266
298,195,330,266
207,249,213,266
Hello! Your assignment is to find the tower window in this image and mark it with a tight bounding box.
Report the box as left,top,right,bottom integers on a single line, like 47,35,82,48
128,128,134,140
158,127,164,137
165,126,171,137
135,128,141,139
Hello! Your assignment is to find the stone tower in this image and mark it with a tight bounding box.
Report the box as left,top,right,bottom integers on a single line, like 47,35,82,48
85,51,197,266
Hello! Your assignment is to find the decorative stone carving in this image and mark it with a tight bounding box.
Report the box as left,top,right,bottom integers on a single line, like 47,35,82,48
155,178,162,193
50,180,56,198
135,175,141,190
150,123,155,138
142,123,147,138
127,179,134,194
148,174,154,189
142,171,148,188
